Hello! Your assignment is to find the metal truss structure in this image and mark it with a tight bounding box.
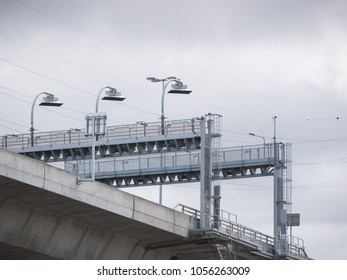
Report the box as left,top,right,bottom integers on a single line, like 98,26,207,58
0,115,308,260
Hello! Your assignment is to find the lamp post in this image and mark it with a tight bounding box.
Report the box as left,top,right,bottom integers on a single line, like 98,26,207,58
249,132,266,158
95,86,126,141
146,76,191,205
249,132,265,145
146,76,191,135
78,86,125,183
30,92,63,146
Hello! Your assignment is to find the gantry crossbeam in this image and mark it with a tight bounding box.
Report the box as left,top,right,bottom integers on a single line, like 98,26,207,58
3,119,201,162
66,144,281,187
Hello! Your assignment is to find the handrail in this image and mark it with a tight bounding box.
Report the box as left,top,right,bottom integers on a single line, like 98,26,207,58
174,203,307,259
1,118,201,149
66,143,280,176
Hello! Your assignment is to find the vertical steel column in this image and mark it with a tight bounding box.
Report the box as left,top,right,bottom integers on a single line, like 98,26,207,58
200,116,213,229
213,185,221,229
91,116,96,181
273,142,287,258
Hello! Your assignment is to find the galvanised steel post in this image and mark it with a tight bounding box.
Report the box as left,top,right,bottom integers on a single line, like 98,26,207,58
200,116,213,229
30,92,62,146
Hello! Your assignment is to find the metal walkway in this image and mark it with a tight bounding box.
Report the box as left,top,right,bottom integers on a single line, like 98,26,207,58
2,119,201,162
65,143,284,187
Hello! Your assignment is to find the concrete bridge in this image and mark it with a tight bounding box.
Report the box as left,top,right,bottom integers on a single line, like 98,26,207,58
0,148,308,260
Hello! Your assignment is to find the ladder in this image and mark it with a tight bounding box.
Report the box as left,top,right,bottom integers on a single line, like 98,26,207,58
216,243,237,260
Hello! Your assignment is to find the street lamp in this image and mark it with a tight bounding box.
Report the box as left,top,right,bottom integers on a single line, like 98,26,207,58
249,132,266,158
30,92,63,146
146,76,192,135
95,86,125,141
249,132,265,145
95,86,125,113
77,86,125,183
146,76,191,205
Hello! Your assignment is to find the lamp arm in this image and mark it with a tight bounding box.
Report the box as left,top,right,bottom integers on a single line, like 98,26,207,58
31,92,50,131
96,86,110,113
161,78,180,118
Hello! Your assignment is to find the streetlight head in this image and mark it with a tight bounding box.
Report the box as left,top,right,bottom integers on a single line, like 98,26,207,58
165,76,177,81
249,132,255,136
146,77,161,83
39,93,63,107
168,82,192,94
102,88,126,101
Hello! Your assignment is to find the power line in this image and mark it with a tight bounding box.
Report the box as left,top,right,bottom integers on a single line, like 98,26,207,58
0,33,148,92
0,124,25,134
0,57,159,118
0,89,84,125
12,0,163,67
0,117,29,130
0,57,95,97
12,0,344,116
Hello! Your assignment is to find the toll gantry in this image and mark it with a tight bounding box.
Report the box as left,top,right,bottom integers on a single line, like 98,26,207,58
1,114,308,260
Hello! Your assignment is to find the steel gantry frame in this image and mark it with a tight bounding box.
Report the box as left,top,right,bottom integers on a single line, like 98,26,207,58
65,144,277,186
1,115,307,259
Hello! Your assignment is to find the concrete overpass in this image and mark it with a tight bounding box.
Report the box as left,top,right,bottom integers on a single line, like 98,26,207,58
0,148,308,259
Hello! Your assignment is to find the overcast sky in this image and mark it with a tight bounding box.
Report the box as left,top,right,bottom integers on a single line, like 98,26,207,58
1,0,347,260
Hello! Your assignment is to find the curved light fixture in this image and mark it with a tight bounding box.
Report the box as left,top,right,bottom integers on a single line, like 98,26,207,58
39,92,63,107
102,87,125,101
31,92,63,146
96,86,126,112
168,81,192,94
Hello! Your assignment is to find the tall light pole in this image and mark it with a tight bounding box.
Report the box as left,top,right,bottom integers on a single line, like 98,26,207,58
146,76,191,205
146,76,191,135
30,92,63,146
249,132,265,145
94,86,126,141
78,86,126,183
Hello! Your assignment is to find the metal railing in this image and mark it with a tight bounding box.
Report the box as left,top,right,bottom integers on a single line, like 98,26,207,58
1,118,200,150
65,143,280,176
174,203,307,259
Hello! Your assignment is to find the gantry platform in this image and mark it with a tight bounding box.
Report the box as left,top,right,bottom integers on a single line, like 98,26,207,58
2,119,201,162
65,143,282,187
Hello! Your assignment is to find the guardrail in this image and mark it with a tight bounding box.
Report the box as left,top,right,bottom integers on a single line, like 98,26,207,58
174,203,307,259
1,118,200,149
